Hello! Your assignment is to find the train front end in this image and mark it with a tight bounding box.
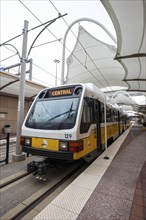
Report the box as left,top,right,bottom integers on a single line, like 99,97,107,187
21,84,84,161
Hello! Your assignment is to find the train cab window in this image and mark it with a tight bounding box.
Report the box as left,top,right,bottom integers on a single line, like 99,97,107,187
25,97,79,130
80,98,94,133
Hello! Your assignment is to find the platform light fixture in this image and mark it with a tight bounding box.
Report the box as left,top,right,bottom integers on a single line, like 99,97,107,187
54,59,60,86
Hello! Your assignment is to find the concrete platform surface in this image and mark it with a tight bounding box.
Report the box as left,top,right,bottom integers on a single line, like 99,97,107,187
33,124,146,220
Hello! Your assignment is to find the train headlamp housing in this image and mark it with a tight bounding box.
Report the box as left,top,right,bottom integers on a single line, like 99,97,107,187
59,141,68,151
24,137,31,146
20,136,31,146
24,138,31,146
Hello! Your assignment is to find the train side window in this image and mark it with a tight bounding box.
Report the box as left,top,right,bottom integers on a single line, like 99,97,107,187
111,110,114,122
100,103,104,123
94,101,98,122
114,110,118,122
106,107,111,122
80,99,94,133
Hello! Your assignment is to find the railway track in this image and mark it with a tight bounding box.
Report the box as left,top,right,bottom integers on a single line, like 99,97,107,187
0,171,29,189
0,160,88,220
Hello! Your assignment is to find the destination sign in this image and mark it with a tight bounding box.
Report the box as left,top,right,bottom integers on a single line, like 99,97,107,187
49,88,75,97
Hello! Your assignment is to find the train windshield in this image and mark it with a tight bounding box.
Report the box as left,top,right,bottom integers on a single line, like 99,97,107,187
25,97,79,130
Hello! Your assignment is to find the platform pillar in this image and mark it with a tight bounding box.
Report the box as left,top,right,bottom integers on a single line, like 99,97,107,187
12,153,26,162
12,20,29,162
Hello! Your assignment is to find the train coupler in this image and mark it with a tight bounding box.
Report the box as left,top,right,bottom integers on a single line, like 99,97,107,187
37,163,48,175
27,161,38,173
27,159,57,176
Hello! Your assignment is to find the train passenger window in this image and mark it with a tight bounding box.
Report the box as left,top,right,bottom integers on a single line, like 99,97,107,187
82,100,93,123
114,110,118,122
94,101,99,122
100,103,104,123
80,99,94,133
112,110,115,122
106,107,111,122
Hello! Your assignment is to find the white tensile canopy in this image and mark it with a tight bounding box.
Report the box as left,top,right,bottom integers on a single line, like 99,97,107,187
102,0,146,93
65,0,146,113
66,25,127,92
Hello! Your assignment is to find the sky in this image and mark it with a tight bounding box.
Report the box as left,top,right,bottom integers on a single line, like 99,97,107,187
1,0,145,107
1,0,116,87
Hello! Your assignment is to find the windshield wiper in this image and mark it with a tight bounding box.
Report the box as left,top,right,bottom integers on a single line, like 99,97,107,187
47,108,75,122
57,102,75,129
41,102,52,118
67,102,73,119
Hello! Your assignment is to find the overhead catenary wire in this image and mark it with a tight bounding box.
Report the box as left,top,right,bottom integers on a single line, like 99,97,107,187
18,0,108,89
33,62,61,82
0,62,54,87
49,1,123,104
31,76,53,87
2,61,61,84
2,0,123,97
0,53,18,63
0,5,66,84
26,13,67,58
0,34,23,47
0,18,63,64
18,0,61,40
0,15,66,48
48,0,118,92
2,0,117,92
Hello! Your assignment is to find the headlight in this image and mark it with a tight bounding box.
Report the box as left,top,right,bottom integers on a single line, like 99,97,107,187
24,137,31,146
59,141,68,151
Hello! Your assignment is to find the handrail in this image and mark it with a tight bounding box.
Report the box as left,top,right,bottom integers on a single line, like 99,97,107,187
0,133,10,164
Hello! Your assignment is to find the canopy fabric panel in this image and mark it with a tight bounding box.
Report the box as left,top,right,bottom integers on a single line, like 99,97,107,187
66,1,146,113
66,25,127,93
101,0,146,93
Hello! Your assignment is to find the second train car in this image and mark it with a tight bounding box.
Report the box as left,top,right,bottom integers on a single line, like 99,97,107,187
21,83,129,164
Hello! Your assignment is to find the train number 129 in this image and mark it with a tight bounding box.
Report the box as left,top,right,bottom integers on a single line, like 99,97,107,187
64,134,72,139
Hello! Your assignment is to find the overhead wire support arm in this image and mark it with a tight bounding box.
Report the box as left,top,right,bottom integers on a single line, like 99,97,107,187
28,13,67,32
0,13,67,50
2,43,21,59
27,13,67,59
0,34,23,47
32,38,62,49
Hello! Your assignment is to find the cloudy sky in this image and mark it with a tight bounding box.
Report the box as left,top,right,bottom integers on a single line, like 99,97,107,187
1,0,116,87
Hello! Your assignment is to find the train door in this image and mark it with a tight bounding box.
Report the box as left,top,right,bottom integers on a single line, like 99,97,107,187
94,100,101,152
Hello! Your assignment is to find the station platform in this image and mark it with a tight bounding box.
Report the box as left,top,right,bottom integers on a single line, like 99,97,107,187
33,124,146,220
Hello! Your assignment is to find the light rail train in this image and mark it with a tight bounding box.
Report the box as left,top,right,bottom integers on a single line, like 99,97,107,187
21,83,130,172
